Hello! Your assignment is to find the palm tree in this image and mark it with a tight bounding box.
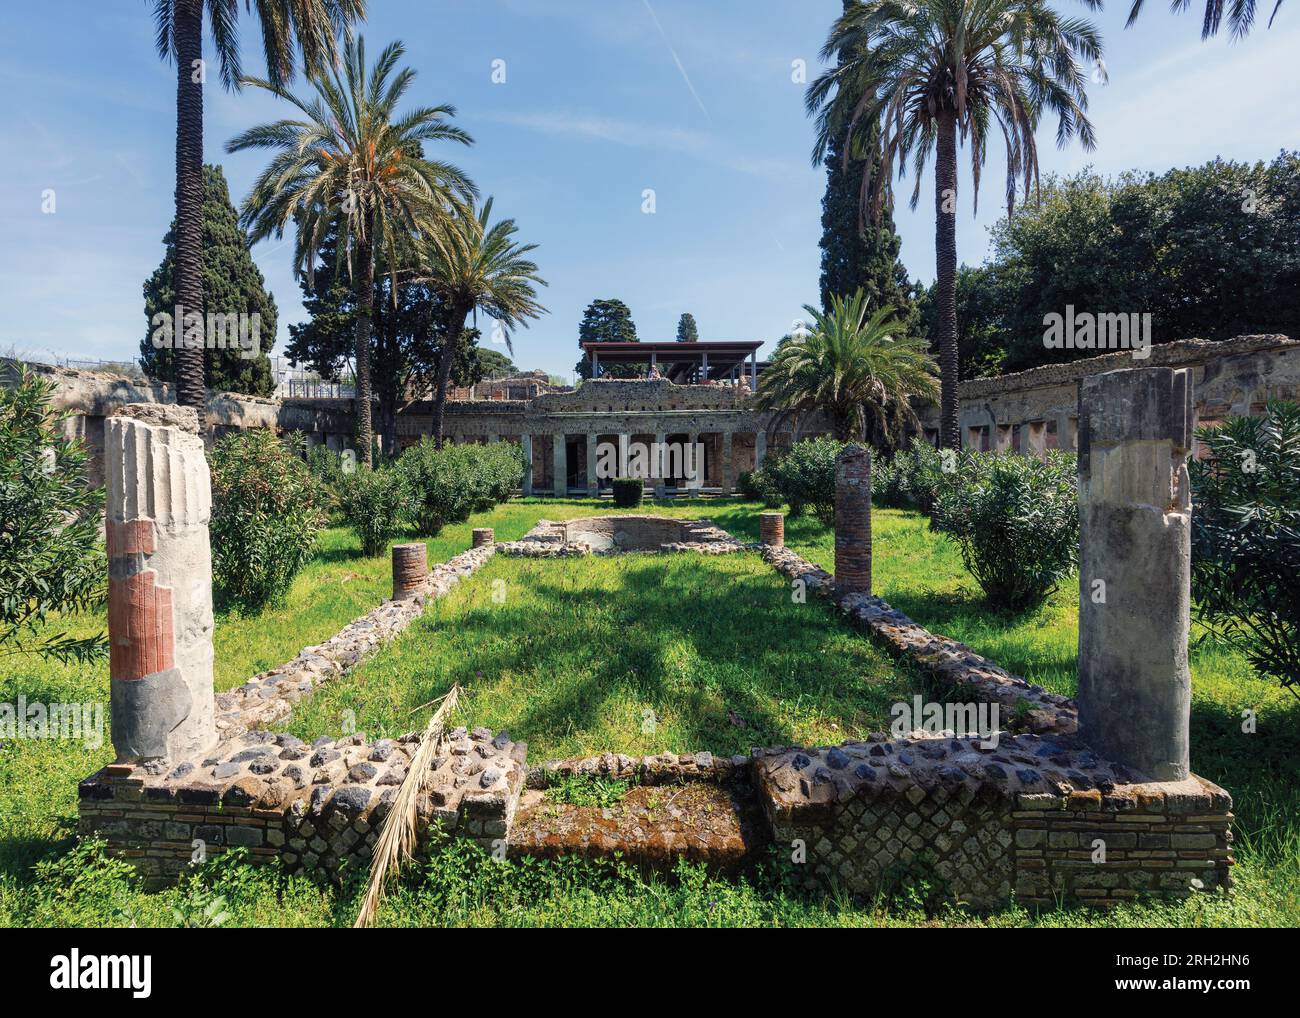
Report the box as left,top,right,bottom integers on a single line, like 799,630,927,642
1126,0,1284,38
151,0,365,410
807,0,1102,450
416,198,547,448
227,36,475,465
755,289,939,449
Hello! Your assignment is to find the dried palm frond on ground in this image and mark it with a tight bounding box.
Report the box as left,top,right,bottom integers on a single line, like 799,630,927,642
354,684,461,928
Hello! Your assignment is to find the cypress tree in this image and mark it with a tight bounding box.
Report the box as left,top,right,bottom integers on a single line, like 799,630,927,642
141,164,277,396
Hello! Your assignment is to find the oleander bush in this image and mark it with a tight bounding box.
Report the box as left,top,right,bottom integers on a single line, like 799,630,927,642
337,464,409,556
396,439,524,537
763,436,847,524
209,429,328,611
1190,401,1300,694
0,366,106,662
930,451,1079,611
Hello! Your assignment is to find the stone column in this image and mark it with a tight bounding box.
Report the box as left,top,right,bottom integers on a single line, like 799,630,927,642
553,433,567,497
653,431,667,498
754,429,767,470
720,431,735,495
686,431,700,491
472,528,495,548
834,444,872,595
586,433,598,496
760,511,784,548
392,543,428,600
520,434,533,496
617,433,630,477
1078,367,1193,782
105,404,215,764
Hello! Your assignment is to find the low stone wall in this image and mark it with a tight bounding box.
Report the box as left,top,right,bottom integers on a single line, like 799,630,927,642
753,544,1232,907
79,515,1233,910
214,544,496,739
80,725,527,886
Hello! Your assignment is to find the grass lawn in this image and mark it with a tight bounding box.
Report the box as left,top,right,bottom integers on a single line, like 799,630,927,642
1,497,1296,927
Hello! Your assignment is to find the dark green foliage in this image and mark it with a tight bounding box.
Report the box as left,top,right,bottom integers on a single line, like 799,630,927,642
0,367,106,663
611,478,644,508
972,155,1300,372
140,164,277,396
209,430,328,611
337,466,409,557
818,131,918,331
930,452,1079,611
917,264,1011,379
287,227,482,455
874,439,952,515
396,440,524,537
758,437,848,524
1190,403,1300,695
675,313,699,342
576,298,639,379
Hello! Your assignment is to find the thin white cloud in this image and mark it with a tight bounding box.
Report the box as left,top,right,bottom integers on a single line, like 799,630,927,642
479,109,802,181
640,0,712,123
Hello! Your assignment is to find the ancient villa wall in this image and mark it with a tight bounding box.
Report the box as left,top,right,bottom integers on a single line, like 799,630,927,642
914,334,1299,453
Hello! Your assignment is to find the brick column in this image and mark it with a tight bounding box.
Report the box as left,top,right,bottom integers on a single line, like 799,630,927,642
760,511,784,547
392,543,428,600
586,433,598,496
686,431,700,491
520,434,534,496
834,444,872,595
105,404,215,763
1078,367,1193,781
472,527,495,548
553,433,567,497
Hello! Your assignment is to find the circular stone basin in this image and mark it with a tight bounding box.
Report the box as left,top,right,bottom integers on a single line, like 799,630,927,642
561,516,691,552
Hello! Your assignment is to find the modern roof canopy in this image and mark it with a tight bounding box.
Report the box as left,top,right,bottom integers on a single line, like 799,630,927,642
581,341,762,384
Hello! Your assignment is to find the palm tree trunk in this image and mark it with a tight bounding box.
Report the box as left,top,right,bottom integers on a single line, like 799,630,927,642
173,0,206,411
354,220,375,467
934,108,960,451
429,304,468,450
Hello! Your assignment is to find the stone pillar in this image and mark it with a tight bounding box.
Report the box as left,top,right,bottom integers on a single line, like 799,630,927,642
720,431,734,495
472,527,495,548
653,432,667,498
754,429,767,470
1078,367,1193,782
617,433,630,477
520,434,533,496
586,433,598,496
686,431,700,491
760,511,784,548
105,404,215,764
553,433,567,497
392,543,428,600
834,444,872,595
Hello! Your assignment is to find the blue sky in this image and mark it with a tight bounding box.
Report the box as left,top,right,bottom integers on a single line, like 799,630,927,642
2,1,1297,380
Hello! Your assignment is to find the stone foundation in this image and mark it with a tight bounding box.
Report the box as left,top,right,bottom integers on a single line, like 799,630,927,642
80,516,1233,910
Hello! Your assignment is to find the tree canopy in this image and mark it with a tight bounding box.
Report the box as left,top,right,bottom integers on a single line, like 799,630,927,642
576,298,639,378
140,164,278,396
675,313,699,342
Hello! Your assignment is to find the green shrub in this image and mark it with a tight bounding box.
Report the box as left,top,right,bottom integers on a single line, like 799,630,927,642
396,440,524,537
893,438,951,515
931,451,1078,611
1190,401,1300,694
741,467,784,508
337,465,409,556
209,430,327,611
872,458,906,508
611,477,644,508
766,436,847,524
0,366,106,662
